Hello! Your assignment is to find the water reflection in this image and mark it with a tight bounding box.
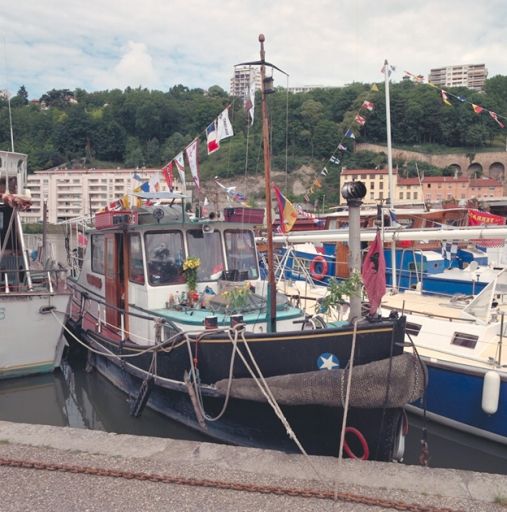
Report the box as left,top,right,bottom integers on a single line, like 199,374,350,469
1,353,506,475
0,353,210,442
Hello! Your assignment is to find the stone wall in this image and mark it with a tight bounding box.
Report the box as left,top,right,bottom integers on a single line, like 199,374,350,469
355,143,507,184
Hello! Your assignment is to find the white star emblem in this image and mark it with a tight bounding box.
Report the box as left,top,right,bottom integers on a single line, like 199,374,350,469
319,354,339,370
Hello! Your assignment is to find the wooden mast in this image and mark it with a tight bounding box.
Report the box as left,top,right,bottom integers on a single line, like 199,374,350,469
259,34,277,333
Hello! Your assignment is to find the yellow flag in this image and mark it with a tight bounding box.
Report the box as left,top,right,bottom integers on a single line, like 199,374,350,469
371,84,379,92
120,195,130,209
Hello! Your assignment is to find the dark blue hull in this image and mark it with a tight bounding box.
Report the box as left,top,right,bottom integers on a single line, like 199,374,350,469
65,317,407,460
411,361,506,444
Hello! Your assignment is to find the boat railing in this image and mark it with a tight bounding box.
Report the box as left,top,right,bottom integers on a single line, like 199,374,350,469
272,244,480,298
69,279,155,323
381,303,477,323
0,266,67,294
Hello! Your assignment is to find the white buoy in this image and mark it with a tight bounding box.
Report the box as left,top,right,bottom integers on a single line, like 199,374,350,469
481,371,501,415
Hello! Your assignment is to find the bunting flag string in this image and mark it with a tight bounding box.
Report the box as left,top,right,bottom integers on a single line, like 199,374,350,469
215,177,247,204
273,183,298,233
301,75,383,204
440,90,452,106
137,104,235,204
185,138,200,191
162,162,174,191
404,69,507,128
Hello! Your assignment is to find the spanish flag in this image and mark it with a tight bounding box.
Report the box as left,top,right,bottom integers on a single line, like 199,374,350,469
273,183,298,233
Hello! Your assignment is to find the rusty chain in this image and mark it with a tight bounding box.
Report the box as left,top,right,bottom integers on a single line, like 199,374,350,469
0,456,465,512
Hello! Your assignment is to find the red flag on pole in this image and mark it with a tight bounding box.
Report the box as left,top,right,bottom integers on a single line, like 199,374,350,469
361,231,386,315
162,162,174,191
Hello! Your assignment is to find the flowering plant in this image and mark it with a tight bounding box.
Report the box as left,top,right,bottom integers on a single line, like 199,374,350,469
182,257,200,291
222,282,251,312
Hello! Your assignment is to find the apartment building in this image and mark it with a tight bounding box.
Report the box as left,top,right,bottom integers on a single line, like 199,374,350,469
339,168,503,206
229,66,261,97
21,168,185,224
286,85,327,94
428,64,488,91
339,168,401,204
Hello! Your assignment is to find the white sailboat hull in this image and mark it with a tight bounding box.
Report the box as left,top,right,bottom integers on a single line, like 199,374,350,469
0,292,70,379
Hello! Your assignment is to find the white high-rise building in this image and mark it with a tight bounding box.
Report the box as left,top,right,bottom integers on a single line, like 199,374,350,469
229,66,261,97
21,168,185,224
428,64,488,91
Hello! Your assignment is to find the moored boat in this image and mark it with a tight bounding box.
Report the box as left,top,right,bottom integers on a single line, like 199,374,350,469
381,274,507,445
64,36,425,461
0,151,71,379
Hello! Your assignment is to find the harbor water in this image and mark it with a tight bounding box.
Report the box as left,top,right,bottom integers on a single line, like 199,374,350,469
1,351,506,475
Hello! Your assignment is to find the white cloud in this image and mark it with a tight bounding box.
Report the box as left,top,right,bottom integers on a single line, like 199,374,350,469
92,42,159,90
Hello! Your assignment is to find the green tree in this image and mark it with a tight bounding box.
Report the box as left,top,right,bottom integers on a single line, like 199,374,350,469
124,136,144,168
145,138,161,166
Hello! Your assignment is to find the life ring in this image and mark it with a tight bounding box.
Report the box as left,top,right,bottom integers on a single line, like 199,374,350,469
309,255,328,281
343,426,370,460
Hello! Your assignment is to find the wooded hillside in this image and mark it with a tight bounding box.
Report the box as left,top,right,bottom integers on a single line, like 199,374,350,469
1,76,506,206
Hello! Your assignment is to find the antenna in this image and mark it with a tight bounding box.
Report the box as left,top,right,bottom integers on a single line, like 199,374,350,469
3,37,14,152
7,91,14,152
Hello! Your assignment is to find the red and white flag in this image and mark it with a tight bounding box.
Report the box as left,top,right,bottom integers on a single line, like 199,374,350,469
162,161,174,191
489,111,505,128
355,114,366,126
174,152,186,192
185,139,200,190
361,231,386,316
361,100,375,111
206,121,220,154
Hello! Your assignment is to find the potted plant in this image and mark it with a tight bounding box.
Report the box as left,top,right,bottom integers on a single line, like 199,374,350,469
182,256,200,304
316,271,363,318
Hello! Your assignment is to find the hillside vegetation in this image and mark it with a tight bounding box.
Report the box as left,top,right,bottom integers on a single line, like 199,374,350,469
1,76,507,206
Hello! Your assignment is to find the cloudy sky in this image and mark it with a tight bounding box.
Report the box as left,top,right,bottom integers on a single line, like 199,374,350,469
1,0,506,99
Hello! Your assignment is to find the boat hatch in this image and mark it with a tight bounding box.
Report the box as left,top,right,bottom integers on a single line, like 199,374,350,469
451,332,479,349
406,322,422,337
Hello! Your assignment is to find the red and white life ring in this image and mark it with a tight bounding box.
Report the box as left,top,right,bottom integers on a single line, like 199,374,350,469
309,255,329,281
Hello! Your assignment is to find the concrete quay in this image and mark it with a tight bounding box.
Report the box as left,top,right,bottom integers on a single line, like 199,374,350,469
0,420,506,511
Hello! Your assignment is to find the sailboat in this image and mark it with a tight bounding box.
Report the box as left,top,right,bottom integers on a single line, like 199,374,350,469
0,150,71,379
65,36,423,460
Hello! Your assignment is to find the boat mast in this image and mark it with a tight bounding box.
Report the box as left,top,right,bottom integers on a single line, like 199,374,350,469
383,59,397,291
259,34,277,333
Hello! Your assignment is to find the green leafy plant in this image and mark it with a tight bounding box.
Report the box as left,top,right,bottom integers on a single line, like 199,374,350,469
222,282,252,312
316,271,363,314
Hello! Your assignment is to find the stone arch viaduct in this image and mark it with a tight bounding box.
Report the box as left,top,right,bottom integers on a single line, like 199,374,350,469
356,143,507,185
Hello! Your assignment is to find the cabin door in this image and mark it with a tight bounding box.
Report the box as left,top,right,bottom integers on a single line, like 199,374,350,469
104,233,124,330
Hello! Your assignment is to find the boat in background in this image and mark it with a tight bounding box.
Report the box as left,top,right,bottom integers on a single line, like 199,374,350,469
0,151,71,379
381,271,507,445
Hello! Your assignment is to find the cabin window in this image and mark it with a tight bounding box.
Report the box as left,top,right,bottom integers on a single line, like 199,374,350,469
451,332,478,349
187,230,224,281
224,230,259,279
91,234,105,274
129,233,145,284
145,231,185,286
